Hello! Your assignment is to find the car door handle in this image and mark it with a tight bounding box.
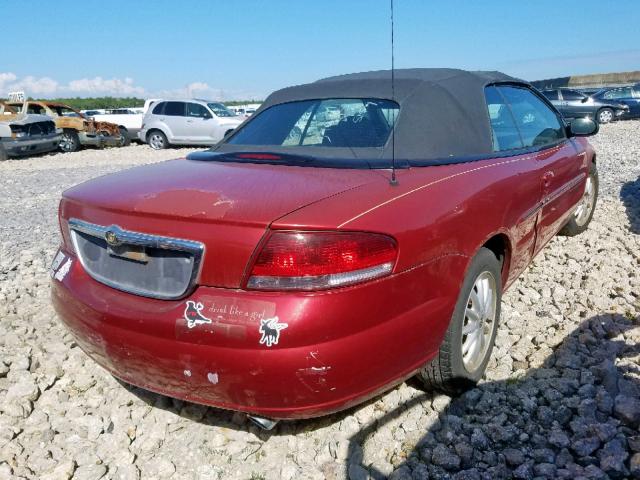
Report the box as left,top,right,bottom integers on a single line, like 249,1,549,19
186,119,193,123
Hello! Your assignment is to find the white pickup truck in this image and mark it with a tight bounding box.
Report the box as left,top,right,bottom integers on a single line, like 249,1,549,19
85,100,160,143
87,108,141,143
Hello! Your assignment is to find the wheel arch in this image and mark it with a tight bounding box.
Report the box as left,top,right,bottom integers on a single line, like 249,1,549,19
478,232,512,287
146,128,166,141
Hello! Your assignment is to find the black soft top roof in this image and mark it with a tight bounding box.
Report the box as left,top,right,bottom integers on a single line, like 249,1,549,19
213,68,528,165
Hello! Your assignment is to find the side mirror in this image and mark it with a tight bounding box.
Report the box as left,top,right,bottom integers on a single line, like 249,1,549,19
569,117,598,137
581,97,589,103
203,113,212,120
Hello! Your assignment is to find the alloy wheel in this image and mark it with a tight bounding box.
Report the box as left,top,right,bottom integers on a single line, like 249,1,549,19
149,133,165,149
60,134,75,152
461,271,497,372
574,176,595,226
599,110,613,123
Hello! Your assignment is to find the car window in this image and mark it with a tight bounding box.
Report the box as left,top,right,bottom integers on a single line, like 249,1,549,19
207,103,235,117
51,105,81,117
164,102,185,116
227,98,399,148
561,90,584,101
498,86,565,148
186,103,211,118
27,104,46,115
542,90,559,101
484,86,524,151
603,88,632,100
152,102,165,115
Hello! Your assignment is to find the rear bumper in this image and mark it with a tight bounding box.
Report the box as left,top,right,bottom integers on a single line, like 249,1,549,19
137,129,148,143
78,132,121,147
126,128,141,140
51,247,460,419
1,134,61,157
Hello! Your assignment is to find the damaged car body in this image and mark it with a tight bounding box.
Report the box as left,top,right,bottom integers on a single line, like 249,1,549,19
51,69,599,425
0,101,61,160
8,101,125,152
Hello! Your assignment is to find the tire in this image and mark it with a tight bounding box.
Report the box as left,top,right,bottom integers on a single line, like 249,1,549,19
418,247,502,394
147,130,168,150
119,127,131,147
59,130,81,152
559,162,598,236
597,108,614,124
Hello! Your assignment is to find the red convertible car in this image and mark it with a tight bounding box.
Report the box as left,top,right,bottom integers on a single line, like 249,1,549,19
52,69,598,428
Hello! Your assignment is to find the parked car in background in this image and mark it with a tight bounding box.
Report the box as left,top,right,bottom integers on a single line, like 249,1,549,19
592,85,640,119
81,109,105,117
90,108,143,143
8,101,125,152
53,69,599,425
0,101,61,160
138,99,243,149
541,88,629,124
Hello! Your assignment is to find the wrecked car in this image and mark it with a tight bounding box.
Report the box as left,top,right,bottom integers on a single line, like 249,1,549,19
0,101,61,160
88,108,142,143
8,101,125,152
52,69,599,427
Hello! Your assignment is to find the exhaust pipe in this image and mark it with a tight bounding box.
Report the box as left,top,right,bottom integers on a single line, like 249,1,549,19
248,415,279,431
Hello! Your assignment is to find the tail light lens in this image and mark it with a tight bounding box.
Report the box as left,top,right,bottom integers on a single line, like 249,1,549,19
246,231,397,291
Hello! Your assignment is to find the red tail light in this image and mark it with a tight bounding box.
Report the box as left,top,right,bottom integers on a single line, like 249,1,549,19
246,231,397,291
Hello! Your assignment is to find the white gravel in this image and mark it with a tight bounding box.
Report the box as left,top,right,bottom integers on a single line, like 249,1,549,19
1,126,639,480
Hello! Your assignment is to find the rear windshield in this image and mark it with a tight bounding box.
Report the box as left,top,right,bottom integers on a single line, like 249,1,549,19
208,102,235,117
227,98,399,148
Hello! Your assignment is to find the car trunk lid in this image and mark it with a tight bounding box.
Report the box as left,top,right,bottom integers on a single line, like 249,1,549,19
60,157,381,290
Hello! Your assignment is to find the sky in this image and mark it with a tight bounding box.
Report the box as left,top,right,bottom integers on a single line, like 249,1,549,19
1,0,639,100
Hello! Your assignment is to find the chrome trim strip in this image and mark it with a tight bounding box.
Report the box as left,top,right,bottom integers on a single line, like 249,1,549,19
68,218,205,300
543,173,586,206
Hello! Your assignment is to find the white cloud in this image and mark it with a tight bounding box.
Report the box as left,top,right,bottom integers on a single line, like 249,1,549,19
187,81,210,92
156,82,222,100
156,82,263,101
0,72,261,100
66,76,145,96
8,75,59,95
0,72,17,87
0,72,59,96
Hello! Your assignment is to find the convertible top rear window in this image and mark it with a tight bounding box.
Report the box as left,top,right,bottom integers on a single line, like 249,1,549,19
227,98,399,148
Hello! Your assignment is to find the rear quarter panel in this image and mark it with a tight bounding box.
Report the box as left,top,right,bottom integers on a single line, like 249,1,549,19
275,151,546,291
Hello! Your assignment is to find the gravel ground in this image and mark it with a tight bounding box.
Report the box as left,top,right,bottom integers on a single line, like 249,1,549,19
1,125,639,480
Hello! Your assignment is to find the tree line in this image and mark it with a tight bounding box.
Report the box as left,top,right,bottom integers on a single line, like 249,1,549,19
0,97,263,110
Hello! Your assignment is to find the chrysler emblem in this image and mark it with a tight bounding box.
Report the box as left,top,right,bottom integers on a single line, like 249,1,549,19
105,229,120,247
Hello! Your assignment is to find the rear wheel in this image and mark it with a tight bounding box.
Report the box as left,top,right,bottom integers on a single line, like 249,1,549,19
559,162,598,236
119,127,131,146
60,130,81,152
597,108,614,124
148,130,168,150
418,247,502,393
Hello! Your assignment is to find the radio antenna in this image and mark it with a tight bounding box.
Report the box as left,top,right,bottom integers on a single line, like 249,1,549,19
389,0,398,186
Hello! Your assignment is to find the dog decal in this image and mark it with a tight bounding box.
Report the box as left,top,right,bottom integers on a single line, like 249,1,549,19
184,301,212,329
258,317,288,347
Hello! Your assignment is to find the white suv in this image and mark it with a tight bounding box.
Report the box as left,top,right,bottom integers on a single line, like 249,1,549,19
139,99,244,149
